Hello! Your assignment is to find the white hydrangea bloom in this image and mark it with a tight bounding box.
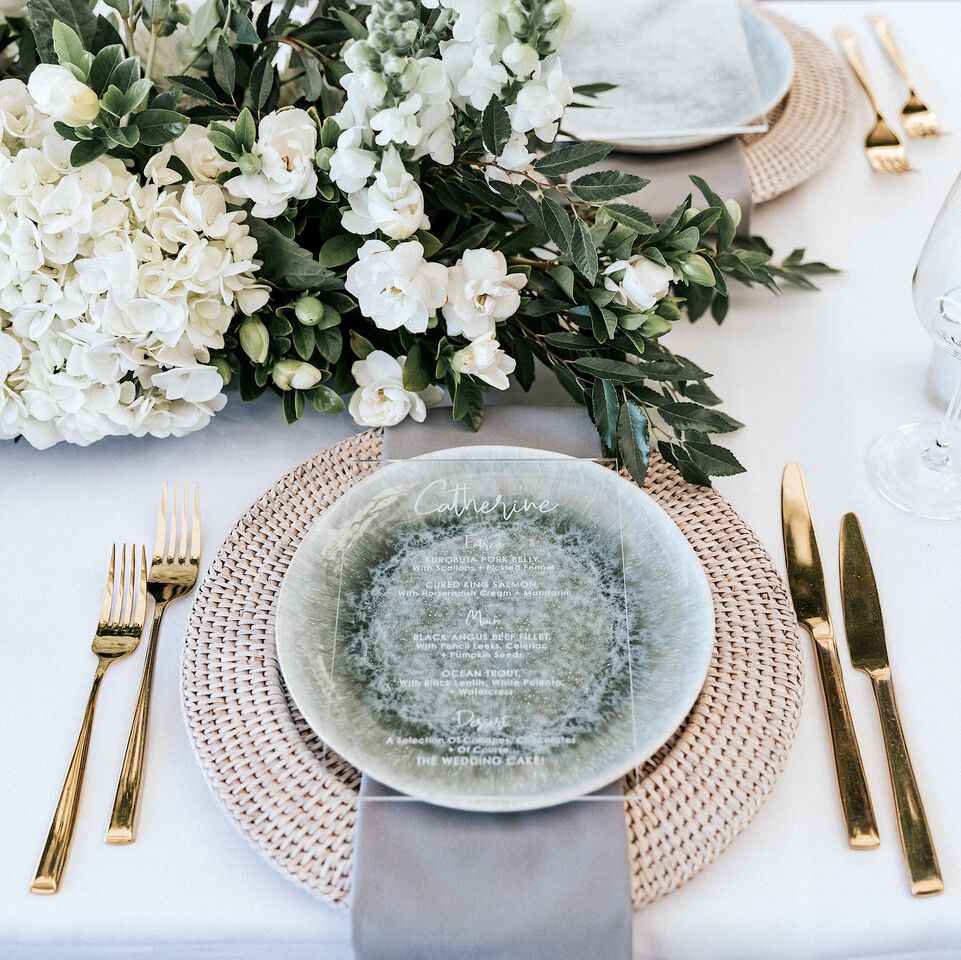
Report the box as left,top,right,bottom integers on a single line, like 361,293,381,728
348,349,443,427
451,331,515,389
443,248,527,339
342,146,429,240
225,108,318,218
0,85,267,449
345,238,448,334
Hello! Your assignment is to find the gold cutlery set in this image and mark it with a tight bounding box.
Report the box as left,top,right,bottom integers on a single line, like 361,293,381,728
782,465,942,896
835,17,943,174
31,485,201,894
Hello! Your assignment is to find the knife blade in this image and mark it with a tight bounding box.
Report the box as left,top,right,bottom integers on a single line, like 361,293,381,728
840,513,944,894
781,464,879,849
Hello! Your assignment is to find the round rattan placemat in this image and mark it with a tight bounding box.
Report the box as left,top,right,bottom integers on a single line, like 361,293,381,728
182,431,804,910
742,12,850,204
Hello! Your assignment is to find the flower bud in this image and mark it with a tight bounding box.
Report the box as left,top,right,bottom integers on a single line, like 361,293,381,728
238,152,262,176
724,198,742,230
212,356,233,386
294,295,325,325
272,359,323,391
314,146,334,171
239,316,270,364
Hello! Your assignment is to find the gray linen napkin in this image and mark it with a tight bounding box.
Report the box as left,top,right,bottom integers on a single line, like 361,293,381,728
349,405,633,960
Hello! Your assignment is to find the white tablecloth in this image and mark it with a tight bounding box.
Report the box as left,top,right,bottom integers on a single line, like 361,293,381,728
4,3,961,957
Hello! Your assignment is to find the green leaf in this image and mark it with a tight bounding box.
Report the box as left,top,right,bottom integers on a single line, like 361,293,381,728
481,98,511,156
570,170,648,202
103,124,140,148
533,141,613,178
686,440,745,478
292,325,316,361
604,203,657,234
246,218,339,290
316,327,343,364
543,332,597,350
29,1,97,63
231,10,260,44
86,43,122,94
684,381,722,406
572,357,644,383
123,78,152,114
591,378,618,452
660,402,743,434
549,264,575,299
69,138,108,166
136,108,188,146
190,0,221,45
213,35,235,93
570,220,598,284
542,197,573,253
234,107,256,152
403,343,431,392
513,188,544,230
52,20,87,71
334,8,367,39
318,234,364,268
349,329,373,359
306,384,344,414
110,56,139,92
617,401,650,485
680,253,715,287
657,440,710,486
512,337,534,391
572,82,618,98
250,55,276,112
320,116,340,149
452,377,484,431
170,74,222,104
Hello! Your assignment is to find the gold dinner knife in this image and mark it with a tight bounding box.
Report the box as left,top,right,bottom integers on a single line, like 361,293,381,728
840,513,943,895
781,464,879,849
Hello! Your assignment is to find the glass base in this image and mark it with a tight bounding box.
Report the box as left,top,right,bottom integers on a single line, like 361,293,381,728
868,422,961,520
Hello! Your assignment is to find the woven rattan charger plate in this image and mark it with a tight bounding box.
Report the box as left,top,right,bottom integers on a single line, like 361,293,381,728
741,12,849,204
182,431,804,910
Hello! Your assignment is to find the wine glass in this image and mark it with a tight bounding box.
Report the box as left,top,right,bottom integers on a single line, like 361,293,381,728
868,172,961,519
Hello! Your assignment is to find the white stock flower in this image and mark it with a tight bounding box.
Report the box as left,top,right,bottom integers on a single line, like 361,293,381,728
507,55,573,141
345,238,448,334
443,248,527,339
348,350,441,427
440,41,508,110
225,108,318,218
329,126,377,193
502,41,539,79
603,255,674,311
342,146,429,240
370,94,423,148
27,65,100,127
451,332,515,390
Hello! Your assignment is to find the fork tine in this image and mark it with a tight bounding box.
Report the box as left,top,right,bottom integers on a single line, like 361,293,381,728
117,544,129,625
190,484,201,562
99,544,116,624
166,482,178,562
124,544,137,626
154,482,167,563
177,484,189,562
135,545,147,628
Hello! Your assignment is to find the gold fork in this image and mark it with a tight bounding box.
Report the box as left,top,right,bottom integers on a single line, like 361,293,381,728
31,544,147,894
869,16,942,138
836,28,914,174
106,483,200,844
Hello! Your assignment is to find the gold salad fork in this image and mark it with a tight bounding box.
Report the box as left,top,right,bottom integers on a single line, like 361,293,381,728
836,28,913,174
869,16,942,138
106,483,200,844
32,544,147,894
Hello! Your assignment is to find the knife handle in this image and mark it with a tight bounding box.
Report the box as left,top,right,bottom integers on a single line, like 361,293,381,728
870,669,943,894
811,623,880,848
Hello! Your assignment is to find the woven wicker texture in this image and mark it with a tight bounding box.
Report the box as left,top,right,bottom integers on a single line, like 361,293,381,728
742,12,850,204
182,431,804,910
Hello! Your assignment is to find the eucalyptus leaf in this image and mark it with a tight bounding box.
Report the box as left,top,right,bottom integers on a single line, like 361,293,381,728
572,357,644,383
570,220,598,284
570,170,648,202
481,98,511,156
603,203,657,234
533,141,613,178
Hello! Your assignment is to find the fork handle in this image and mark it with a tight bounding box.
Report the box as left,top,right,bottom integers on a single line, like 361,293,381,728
31,661,108,894
869,16,913,89
869,669,943,895
836,28,884,116
106,601,167,844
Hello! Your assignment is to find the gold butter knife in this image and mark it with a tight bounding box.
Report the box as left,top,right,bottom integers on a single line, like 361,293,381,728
781,464,879,849
840,513,943,895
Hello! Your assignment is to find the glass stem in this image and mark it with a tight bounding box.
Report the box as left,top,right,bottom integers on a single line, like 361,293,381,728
924,370,961,470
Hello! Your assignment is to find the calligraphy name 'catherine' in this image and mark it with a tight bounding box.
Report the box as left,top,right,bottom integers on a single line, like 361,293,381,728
413,479,559,521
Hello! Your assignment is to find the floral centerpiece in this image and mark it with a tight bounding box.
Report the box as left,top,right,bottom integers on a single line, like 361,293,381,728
0,0,830,483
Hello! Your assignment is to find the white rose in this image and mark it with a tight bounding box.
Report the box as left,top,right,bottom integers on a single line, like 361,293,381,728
348,350,441,427
27,65,100,127
507,55,573,141
443,248,527,339
174,124,237,183
451,332,516,390
345,238,448,334
329,126,377,193
603,255,674,311
342,146,429,240
225,108,318,218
